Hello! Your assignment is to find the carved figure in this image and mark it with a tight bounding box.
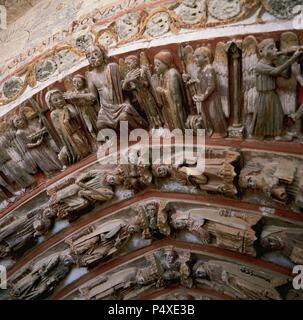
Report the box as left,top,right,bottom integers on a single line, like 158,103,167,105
0,208,54,258
170,207,260,255
121,53,162,129
85,45,147,133
10,252,74,300
13,113,63,175
251,38,302,139
63,74,98,140
183,45,228,137
46,89,91,166
152,50,188,131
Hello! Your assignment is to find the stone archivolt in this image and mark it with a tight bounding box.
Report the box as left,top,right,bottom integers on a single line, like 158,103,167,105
0,0,303,301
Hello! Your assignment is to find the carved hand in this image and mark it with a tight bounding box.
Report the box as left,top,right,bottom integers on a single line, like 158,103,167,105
193,94,205,102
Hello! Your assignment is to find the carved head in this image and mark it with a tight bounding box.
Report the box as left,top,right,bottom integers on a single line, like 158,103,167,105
145,201,159,217
72,74,86,90
13,113,28,130
194,47,212,67
45,89,66,110
192,261,207,279
125,55,139,71
258,39,277,60
260,235,284,250
183,0,197,7
164,249,178,266
86,45,107,68
170,212,188,229
154,51,173,75
105,173,121,186
62,254,75,266
152,164,171,178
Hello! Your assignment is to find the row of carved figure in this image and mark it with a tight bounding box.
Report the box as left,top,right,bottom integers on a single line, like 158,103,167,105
0,142,302,213
1,199,302,283
7,245,296,301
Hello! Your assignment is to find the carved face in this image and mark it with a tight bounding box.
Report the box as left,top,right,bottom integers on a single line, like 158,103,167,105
63,254,75,266
171,216,187,229
261,42,278,60
156,165,169,178
73,77,85,90
193,264,207,278
183,0,198,8
106,174,119,186
261,236,284,250
50,92,66,109
13,116,27,129
86,46,104,68
146,204,157,217
128,224,141,234
193,51,206,67
245,175,257,189
165,250,177,265
154,59,168,76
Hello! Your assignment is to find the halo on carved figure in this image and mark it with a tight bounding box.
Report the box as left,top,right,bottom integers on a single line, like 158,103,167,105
34,58,57,82
45,88,64,111
96,30,117,48
2,77,24,99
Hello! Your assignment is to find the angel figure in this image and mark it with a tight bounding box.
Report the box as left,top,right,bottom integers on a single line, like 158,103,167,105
151,50,188,131
121,53,162,130
182,45,228,137
242,36,259,136
46,89,91,166
251,38,302,139
63,74,98,140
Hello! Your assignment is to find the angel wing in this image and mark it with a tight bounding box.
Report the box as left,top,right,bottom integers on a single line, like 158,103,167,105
118,57,128,80
242,36,259,118
213,42,230,118
276,32,299,115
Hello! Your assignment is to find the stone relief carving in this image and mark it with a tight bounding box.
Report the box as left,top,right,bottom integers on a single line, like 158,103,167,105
208,0,241,20
0,207,54,259
116,13,141,41
34,58,57,82
10,251,74,300
260,0,303,20
172,0,207,25
46,88,91,166
144,12,171,38
2,77,24,99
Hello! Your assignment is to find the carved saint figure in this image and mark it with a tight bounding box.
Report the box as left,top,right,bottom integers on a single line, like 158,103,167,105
85,45,147,132
152,50,188,130
67,216,141,267
193,260,286,300
63,74,98,139
0,142,36,190
10,253,74,300
46,89,90,166
170,207,260,256
260,225,303,265
183,46,227,137
0,208,54,258
251,39,302,139
13,114,63,175
122,54,162,129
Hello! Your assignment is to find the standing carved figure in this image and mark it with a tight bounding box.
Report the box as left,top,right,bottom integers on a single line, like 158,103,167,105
251,39,301,139
183,45,228,137
121,53,162,130
63,74,98,140
13,113,63,175
85,45,147,133
152,50,188,131
46,89,91,166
